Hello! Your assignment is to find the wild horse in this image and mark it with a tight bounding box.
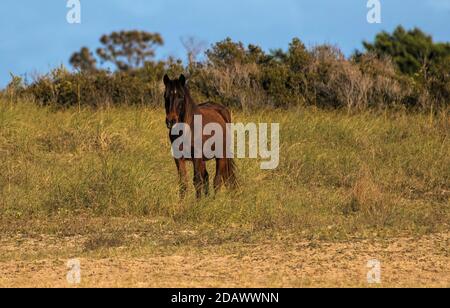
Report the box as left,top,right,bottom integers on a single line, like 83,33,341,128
163,74,237,199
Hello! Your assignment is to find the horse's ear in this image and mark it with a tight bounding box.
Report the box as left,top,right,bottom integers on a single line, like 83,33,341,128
179,74,186,87
163,74,170,86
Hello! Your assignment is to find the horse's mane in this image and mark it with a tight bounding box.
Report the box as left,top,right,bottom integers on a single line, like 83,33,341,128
181,83,198,124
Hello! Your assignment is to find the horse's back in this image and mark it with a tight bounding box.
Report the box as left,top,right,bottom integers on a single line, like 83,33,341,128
198,102,232,124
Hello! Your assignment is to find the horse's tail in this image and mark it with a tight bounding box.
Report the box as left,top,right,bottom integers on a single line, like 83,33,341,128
219,105,237,188
224,158,238,189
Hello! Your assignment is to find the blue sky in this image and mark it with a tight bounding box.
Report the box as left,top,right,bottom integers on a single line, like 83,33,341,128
0,0,449,87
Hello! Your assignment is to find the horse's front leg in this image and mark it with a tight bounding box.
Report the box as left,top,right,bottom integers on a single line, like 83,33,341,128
201,160,210,197
175,159,188,199
193,158,204,199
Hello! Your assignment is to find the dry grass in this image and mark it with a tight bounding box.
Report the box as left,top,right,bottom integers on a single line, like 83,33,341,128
0,99,449,240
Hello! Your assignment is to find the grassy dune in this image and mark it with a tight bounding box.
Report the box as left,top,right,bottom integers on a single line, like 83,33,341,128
0,100,449,242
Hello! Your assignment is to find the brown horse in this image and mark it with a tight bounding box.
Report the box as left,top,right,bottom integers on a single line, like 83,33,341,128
163,74,237,199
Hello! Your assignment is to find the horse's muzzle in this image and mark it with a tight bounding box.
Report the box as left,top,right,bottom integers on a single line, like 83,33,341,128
166,119,176,130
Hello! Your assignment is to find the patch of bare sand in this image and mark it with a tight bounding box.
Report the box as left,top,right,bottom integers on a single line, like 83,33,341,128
0,233,448,288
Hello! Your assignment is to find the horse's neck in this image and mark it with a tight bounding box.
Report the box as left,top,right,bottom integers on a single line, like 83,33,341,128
184,92,199,124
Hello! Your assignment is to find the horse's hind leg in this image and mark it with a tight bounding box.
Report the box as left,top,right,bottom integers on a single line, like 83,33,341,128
214,158,226,193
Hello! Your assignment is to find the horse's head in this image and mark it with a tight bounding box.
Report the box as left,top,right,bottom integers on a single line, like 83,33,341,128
163,74,188,130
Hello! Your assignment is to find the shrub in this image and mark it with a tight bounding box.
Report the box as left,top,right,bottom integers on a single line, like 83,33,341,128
24,60,184,107
362,26,450,110
7,31,449,111
427,55,450,109
356,53,416,109
3,74,27,103
190,62,266,109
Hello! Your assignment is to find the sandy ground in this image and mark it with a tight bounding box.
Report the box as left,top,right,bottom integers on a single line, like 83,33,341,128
0,233,449,288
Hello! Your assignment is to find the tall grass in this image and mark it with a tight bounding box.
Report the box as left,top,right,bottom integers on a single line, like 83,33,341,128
0,99,449,239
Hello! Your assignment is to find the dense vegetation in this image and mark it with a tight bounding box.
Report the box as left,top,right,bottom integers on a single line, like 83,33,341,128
2,26,449,111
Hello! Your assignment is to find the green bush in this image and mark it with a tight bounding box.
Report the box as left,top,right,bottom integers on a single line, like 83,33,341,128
362,26,450,110
24,60,184,107
6,30,449,111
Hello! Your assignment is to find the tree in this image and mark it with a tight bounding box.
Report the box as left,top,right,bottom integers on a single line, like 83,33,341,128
247,44,271,65
69,47,97,72
205,38,247,67
363,26,450,76
362,26,450,107
205,38,273,67
428,55,450,104
286,38,311,72
96,30,164,71
181,36,207,66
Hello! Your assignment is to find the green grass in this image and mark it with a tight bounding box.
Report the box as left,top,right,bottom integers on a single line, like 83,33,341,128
0,99,449,241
